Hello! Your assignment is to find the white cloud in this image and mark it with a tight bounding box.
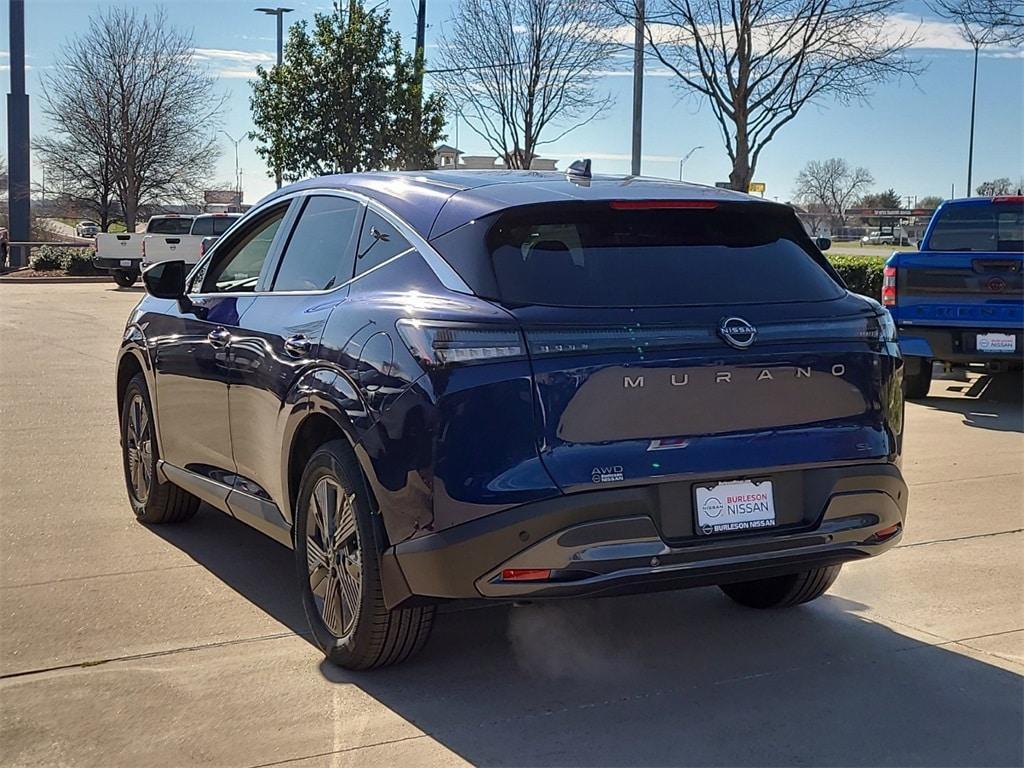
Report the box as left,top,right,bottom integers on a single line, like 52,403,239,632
216,67,260,79
545,151,681,162
193,48,275,65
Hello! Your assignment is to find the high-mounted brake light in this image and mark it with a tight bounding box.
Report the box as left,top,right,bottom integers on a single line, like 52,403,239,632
396,320,525,367
609,200,718,210
882,265,897,307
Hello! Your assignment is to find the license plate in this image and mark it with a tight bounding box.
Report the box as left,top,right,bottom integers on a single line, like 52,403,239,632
695,479,776,535
977,333,1016,353
119,259,133,267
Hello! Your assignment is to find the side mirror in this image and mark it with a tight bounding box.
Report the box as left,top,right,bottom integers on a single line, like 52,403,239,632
815,237,832,252
142,259,187,299
142,260,201,315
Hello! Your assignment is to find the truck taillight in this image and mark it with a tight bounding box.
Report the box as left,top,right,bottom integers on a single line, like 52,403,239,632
882,265,897,307
396,320,525,367
141,239,146,258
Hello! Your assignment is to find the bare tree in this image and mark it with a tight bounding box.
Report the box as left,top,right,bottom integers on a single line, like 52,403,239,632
794,158,873,229
437,0,615,168
927,0,1022,196
40,7,224,231
610,0,919,190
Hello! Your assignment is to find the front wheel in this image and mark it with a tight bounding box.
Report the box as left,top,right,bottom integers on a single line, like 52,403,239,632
295,440,434,670
113,269,137,288
719,564,842,609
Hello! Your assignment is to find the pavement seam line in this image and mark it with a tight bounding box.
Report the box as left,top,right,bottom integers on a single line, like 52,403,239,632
0,630,309,681
894,528,1023,550
244,735,429,768
0,562,203,590
908,471,1022,488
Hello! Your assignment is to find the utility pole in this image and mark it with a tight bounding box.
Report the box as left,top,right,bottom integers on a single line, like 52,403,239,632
7,0,30,267
966,41,979,198
411,0,427,170
630,0,644,177
255,7,293,188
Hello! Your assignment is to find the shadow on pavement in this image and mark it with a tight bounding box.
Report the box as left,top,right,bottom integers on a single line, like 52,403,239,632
147,504,312,640
923,369,1023,433
322,588,1022,767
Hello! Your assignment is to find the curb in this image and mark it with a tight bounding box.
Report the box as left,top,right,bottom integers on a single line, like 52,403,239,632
0,275,114,284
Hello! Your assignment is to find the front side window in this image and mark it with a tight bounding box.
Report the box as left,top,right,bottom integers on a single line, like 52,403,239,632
201,207,287,293
355,210,413,277
271,196,362,291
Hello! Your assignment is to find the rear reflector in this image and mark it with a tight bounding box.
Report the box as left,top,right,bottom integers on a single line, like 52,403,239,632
609,200,718,210
874,524,901,542
501,569,551,581
882,265,897,307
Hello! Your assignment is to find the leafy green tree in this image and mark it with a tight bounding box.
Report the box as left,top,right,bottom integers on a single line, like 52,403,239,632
249,1,445,179
859,188,903,210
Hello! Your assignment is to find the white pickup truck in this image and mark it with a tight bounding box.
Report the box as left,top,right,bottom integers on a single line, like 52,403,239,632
93,215,194,287
141,213,242,272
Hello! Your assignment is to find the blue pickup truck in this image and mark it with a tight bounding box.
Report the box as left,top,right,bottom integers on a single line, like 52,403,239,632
884,195,1024,398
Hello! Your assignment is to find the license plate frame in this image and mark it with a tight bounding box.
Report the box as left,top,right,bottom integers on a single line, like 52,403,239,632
694,478,776,536
119,259,133,267
976,332,1016,353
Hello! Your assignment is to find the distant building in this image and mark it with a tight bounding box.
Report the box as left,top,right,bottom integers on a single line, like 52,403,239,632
434,145,557,172
204,189,243,213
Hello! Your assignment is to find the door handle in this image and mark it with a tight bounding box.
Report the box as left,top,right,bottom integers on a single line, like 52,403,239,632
284,334,311,358
207,328,231,347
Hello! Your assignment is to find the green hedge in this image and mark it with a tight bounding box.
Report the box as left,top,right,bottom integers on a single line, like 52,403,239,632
827,254,886,299
29,245,96,276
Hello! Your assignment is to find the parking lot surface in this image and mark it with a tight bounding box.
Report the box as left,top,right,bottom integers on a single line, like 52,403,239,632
1,283,1021,767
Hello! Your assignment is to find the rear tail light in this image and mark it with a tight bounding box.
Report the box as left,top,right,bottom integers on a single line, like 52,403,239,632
882,265,897,307
141,239,146,258
396,320,525,367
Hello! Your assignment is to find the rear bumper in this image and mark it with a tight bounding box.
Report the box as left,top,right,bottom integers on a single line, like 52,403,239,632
386,463,907,606
93,256,140,274
898,325,1023,364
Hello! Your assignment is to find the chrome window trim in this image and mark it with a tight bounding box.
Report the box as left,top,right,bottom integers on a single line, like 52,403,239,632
186,187,473,298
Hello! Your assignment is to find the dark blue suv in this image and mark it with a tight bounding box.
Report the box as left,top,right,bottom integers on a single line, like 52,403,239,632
117,170,908,669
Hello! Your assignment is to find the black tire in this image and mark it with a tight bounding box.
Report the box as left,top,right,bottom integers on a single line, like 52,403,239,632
295,440,434,670
719,564,842,609
903,357,933,400
113,270,137,288
120,373,199,524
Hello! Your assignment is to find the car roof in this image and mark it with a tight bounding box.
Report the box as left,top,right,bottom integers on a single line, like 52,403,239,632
256,170,773,239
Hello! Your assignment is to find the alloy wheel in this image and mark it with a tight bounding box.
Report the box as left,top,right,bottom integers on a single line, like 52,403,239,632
306,476,361,638
125,392,153,504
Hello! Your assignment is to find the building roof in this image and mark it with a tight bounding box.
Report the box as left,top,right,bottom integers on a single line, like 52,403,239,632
433,144,463,155
257,170,769,240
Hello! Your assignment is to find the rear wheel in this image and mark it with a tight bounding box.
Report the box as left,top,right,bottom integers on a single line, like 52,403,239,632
113,270,137,288
295,440,434,669
903,357,933,400
719,564,842,609
120,373,199,524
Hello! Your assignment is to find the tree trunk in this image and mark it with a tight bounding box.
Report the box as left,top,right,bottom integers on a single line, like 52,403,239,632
123,196,137,233
729,133,753,192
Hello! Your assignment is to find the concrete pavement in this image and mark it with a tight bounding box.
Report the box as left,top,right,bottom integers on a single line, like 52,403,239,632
1,283,1021,767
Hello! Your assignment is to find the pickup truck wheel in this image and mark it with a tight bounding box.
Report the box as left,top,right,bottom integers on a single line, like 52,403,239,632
120,373,199,524
113,270,137,288
295,440,435,670
903,357,933,400
719,565,842,609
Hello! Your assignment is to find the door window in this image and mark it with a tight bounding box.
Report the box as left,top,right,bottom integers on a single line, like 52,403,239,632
271,196,362,291
200,206,288,293
355,210,414,277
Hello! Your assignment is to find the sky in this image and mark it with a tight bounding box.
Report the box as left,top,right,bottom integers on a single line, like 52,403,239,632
2,0,1022,207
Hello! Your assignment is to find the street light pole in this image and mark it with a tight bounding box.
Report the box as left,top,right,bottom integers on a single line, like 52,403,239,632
255,7,293,189
7,0,31,267
222,131,245,205
630,0,645,177
966,41,979,198
678,145,703,181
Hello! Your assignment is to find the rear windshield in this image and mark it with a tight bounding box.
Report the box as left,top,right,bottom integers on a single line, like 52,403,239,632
436,202,843,307
191,216,237,236
927,201,1024,252
148,217,194,235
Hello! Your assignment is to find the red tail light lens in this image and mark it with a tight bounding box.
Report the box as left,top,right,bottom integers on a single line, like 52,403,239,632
610,200,718,210
396,320,525,367
882,265,897,307
141,239,146,258
501,568,551,581
992,195,1024,204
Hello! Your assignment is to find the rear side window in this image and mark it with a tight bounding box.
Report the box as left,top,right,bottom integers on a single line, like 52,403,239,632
437,202,843,307
927,202,1024,252
355,210,414,277
148,217,193,235
191,216,237,236
271,196,362,291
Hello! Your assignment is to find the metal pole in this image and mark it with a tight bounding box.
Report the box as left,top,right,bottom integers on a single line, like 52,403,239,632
967,43,979,197
7,0,31,268
412,0,426,170
275,13,284,188
630,0,644,177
